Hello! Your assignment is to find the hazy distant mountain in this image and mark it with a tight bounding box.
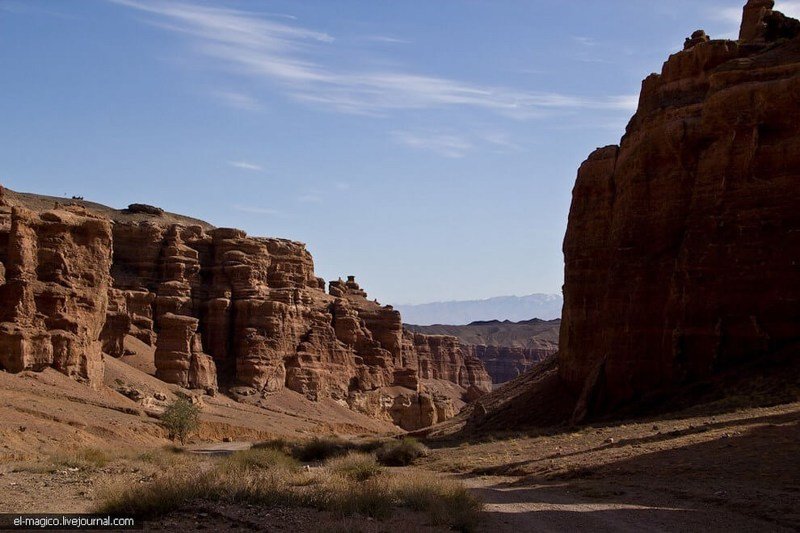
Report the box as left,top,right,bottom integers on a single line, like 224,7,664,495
396,294,563,326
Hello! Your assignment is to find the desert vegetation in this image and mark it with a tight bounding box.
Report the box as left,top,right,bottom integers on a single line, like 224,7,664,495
97,444,482,532
161,398,201,445
252,435,429,466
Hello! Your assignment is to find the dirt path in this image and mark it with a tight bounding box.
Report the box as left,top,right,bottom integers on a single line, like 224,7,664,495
186,441,252,456
459,475,790,532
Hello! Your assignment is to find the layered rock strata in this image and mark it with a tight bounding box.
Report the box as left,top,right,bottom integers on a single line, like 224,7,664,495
406,319,561,384
560,0,800,418
0,205,112,386
0,189,491,429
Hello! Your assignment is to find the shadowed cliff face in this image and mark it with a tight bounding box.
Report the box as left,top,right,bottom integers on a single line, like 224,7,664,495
561,0,800,418
0,189,491,430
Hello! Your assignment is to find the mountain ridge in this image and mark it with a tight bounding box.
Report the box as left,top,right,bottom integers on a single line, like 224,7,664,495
396,294,562,326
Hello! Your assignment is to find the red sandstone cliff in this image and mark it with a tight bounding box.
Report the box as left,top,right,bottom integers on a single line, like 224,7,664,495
406,319,560,384
0,205,112,387
0,188,490,430
433,1,800,435
561,0,800,419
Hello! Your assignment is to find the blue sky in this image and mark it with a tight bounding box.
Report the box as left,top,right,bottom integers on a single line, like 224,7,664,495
2,0,797,304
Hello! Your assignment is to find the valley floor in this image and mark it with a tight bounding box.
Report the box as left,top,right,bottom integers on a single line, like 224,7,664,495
1,365,797,531
423,401,800,532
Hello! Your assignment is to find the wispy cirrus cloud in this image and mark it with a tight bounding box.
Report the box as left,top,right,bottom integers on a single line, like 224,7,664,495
572,36,597,47
233,204,282,216
298,193,324,204
110,0,637,118
228,160,263,171
0,0,76,19
392,129,528,158
359,35,411,45
213,90,264,111
391,131,473,158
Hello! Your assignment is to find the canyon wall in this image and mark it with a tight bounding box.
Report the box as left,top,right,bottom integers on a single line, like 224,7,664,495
406,319,560,384
471,345,551,384
0,189,491,429
560,0,800,418
0,205,112,386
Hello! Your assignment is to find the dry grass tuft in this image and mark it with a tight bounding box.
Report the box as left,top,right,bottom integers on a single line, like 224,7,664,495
52,447,112,470
390,470,483,532
325,452,382,481
219,447,299,472
375,437,429,466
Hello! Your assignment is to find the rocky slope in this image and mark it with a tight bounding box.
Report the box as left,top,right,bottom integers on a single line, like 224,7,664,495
0,187,491,430
406,319,560,384
560,0,800,420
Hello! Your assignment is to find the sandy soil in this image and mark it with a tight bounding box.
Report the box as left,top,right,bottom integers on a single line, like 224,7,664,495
423,401,800,532
0,355,396,466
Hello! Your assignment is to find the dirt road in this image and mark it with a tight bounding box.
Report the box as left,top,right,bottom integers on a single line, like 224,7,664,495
460,475,790,532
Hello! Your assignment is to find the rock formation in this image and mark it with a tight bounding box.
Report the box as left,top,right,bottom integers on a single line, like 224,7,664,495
0,204,112,387
406,318,560,384
0,188,491,430
561,0,800,419
471,345,547,384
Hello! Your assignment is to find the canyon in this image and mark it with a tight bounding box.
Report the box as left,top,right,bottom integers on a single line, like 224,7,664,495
406,318,560,384
0,187,491,431
1,1,799,530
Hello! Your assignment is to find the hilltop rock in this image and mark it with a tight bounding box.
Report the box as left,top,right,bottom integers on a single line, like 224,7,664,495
125,204,164,216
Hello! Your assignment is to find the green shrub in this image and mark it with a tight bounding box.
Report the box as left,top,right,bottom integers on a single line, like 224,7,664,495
376,437,429,466
160,398,200,445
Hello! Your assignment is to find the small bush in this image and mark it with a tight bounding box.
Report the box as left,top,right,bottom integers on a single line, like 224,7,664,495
292,436,350,462
376,437,429,466
254,436,390,463
221,448,299,472
161,398,200,445
326,452,381,481
251,438,292,455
